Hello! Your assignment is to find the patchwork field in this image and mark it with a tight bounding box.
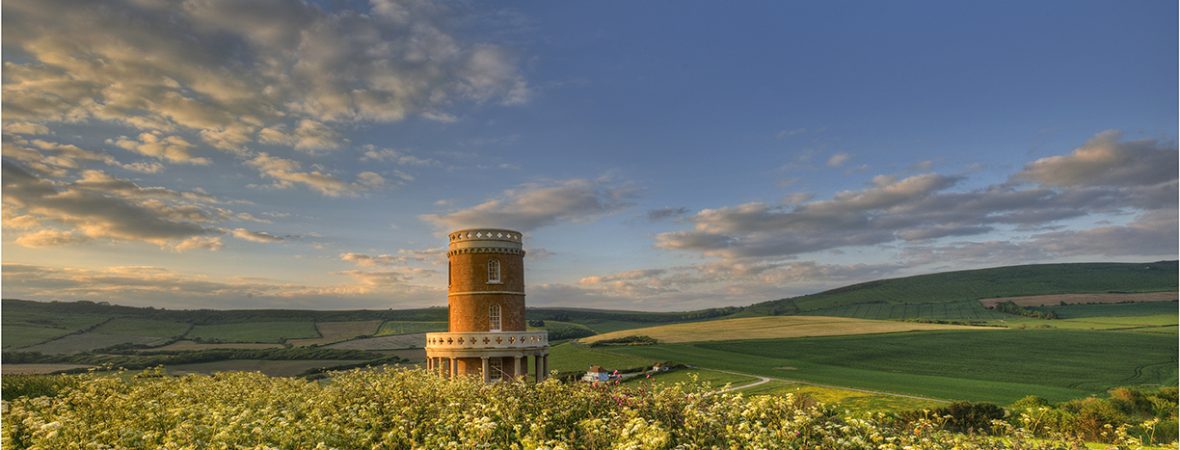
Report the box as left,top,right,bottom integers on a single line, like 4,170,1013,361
185,321,319,343
327,333,426,350
579,315,992,344
602,329,1178,403
147,340,286,351
375,321,447,336
2,310,112,350
980,292,1177,307
289,320,383,346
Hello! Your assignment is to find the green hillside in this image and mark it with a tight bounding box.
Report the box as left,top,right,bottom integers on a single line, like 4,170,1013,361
742,261,1178,320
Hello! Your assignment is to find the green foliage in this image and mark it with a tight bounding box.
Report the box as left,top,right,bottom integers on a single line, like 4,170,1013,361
2,368,1145,449
992,301,1059,319
588,335,659,347
532,320,597,341
933,402,1006,433
1,374,83,400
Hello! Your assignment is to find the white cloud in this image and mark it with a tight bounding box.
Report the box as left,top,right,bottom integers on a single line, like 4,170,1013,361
1018,130,1177,188
14,229,90,247
111,132,210,165
656,131,1178,260
231,228,285,243
246,153,385,197
420,177,637,231
3,0,528,148
827,152,851,167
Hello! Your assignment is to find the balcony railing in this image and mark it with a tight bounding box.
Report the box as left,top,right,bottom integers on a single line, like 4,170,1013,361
425,331,548,350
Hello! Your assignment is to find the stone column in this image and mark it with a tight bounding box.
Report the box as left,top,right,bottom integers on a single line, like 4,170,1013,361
514,356,522,381
542,355,548,380
450,357,457,379
427,357,433,371
481,357,490,383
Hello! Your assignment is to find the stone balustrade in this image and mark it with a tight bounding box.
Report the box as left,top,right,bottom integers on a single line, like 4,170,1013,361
425,331,548,350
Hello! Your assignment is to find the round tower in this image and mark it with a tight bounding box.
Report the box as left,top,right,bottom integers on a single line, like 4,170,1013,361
424,229,549,382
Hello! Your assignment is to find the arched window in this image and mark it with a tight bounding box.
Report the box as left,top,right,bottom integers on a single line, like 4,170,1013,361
487,259,501,284
489,304,502,332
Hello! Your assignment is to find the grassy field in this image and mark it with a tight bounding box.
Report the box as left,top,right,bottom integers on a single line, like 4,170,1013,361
580,315,991,344
148,340,286,351
165,359,370,377
185,321,318,343
744,261,1178,319
800,300,1008,320
18,318,193,354
989,302,1179,333
289,320,384,346
602,329,1177,404
375,321,448,336
739,380,944,411
1,305,113,350
638,368,757,388
547,342,660,373
327,334,426,350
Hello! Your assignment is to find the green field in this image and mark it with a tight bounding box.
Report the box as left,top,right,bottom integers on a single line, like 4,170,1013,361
94,318,192,337
602,329,1178,403
290,320,384,346
375,321,448,336
580,315,989,344
639,368,757,388
800,300,1007,320
547,342,659,373
186,321,318,343
1,305,113,349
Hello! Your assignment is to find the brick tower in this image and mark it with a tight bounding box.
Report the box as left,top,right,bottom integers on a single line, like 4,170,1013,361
424,229,549,382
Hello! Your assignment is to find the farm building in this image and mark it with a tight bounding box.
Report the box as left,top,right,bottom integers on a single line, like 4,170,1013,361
582,365,610,382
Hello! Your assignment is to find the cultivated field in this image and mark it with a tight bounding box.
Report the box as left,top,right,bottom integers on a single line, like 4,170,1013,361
603,329,1178,403
19,333,172,354
579,315,991,344
186,321,319,343
375,321,447,336
147,340,285,351
289,320,383,346
980,291,1178,307
327,333,426,350
800,300,1007,320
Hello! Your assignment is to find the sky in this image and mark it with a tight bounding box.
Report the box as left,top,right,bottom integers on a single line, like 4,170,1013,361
2,0,1177,311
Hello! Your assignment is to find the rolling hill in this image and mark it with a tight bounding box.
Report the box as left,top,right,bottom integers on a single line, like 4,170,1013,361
740,261,1178,320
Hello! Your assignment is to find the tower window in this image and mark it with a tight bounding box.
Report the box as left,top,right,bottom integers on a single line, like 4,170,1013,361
487,259,501,284
489,304,502,332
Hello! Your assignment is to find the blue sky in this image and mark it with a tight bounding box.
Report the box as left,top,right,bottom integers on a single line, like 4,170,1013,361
2,0,1176,310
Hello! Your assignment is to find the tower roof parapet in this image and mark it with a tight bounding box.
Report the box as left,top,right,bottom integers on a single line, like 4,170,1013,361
448,228,524,253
